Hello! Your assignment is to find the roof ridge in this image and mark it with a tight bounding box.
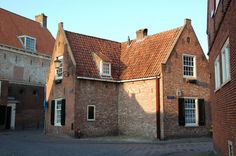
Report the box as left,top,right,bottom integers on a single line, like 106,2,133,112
65,30,121,44
0,8,41,27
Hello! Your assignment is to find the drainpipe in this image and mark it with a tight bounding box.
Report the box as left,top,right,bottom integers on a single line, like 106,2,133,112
156,77,161,139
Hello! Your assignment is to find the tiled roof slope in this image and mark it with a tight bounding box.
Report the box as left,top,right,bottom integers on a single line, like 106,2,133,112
65,27,183,80
0,8,54,55
120,27,182,80
65,31,121,79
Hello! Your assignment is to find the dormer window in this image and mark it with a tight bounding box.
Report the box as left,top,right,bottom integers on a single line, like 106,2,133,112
100,61,111,76
18,35,36,52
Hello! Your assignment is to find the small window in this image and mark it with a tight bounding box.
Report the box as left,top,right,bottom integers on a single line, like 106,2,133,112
184,98,198,126
18,35,36,52
214,56,221,90
100,61,111,76
228,140,234,156
55,99,62,126
183,55,196,78
221,38,230,84
55,56,63,80
87,105,95,121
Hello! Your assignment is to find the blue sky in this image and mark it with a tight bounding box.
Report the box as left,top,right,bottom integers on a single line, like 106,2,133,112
1,0,208,54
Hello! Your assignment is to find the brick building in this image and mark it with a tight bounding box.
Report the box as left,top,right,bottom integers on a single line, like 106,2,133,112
207,0,236,155
0,8,54,130
46,19,210,139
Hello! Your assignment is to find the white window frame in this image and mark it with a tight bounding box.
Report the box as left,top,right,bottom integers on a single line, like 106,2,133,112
54,98,62,126
184,98,199,127
182,54,197,79
55,56,63,80
100,61,111,76
228,140,234,156
18,35,36,52
221,38,231,85
215,0,220,12
87,105,95,121
214,56,221,90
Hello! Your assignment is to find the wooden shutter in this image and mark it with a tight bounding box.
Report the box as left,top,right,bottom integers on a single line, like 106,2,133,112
178,98,185,126
61,99,66,126
51,100,55,125
0,106,6,125
198,99,205,126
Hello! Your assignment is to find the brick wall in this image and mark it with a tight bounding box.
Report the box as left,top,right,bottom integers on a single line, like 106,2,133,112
0,46,50,85
8,83,44,129
118,80,157,139
208,0,236,155
75,80,118,137
162,22,210,139
46,24,76,136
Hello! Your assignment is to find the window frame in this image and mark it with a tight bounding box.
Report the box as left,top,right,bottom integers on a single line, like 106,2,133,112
228,140,234,156
184,98,199,127
55,56,63,80
87,105,96,121
221,38,231,85
18,35,36,52
100,61,111,76
182,54,197,79
214,56,221,91
54,98,63,126
215,0,220,12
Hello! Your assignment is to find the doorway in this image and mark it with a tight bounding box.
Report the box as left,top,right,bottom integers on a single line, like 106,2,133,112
6,103,16,130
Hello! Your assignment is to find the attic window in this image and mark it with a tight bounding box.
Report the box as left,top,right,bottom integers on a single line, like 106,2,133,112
18,35,36,52
100,61,111,76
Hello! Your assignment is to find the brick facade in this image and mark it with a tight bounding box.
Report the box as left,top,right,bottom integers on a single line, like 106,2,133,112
207,0,236,155
163,20,210,139
118,80,157,138
46,20,210,140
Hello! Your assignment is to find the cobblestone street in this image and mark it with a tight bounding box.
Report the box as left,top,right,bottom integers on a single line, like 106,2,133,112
0,130,214,156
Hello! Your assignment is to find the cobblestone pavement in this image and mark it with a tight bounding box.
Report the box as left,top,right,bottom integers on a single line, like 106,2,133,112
0,130,214,156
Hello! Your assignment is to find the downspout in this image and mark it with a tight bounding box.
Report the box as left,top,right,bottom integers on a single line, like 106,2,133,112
156,77,161,139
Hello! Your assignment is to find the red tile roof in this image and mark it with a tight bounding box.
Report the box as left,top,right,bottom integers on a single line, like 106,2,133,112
65,27,183,80
65,31,121,79
0,8,55,55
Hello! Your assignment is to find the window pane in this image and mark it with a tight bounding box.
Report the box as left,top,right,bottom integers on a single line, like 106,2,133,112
183,55,195,77
184,99,196,125
102,62,111,75
25,37,36,52
88,106,95,120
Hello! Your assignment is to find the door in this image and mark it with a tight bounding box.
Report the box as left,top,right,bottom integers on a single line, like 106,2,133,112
5,107,11,129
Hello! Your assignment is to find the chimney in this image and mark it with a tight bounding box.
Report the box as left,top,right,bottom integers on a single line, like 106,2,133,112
35,13,47,28
127,36,131,46
184,18,191,26
136,28,148,40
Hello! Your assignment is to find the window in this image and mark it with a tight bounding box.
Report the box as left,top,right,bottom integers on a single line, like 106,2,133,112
55,99,62,126
215,0,220,11
50,99,66,126
214,56,221,90
222,39,230,84
228,140,234,156
55,56,63,80
179,98,205,127
100,61,111,76
87,105,95,121
183,55,196,78
184,98,198,126
18,35,36,52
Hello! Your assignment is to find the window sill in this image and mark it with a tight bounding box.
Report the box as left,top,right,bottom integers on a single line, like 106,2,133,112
185,124,199,128
54,124,61,127
87,119,95,122
214,78,231,93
